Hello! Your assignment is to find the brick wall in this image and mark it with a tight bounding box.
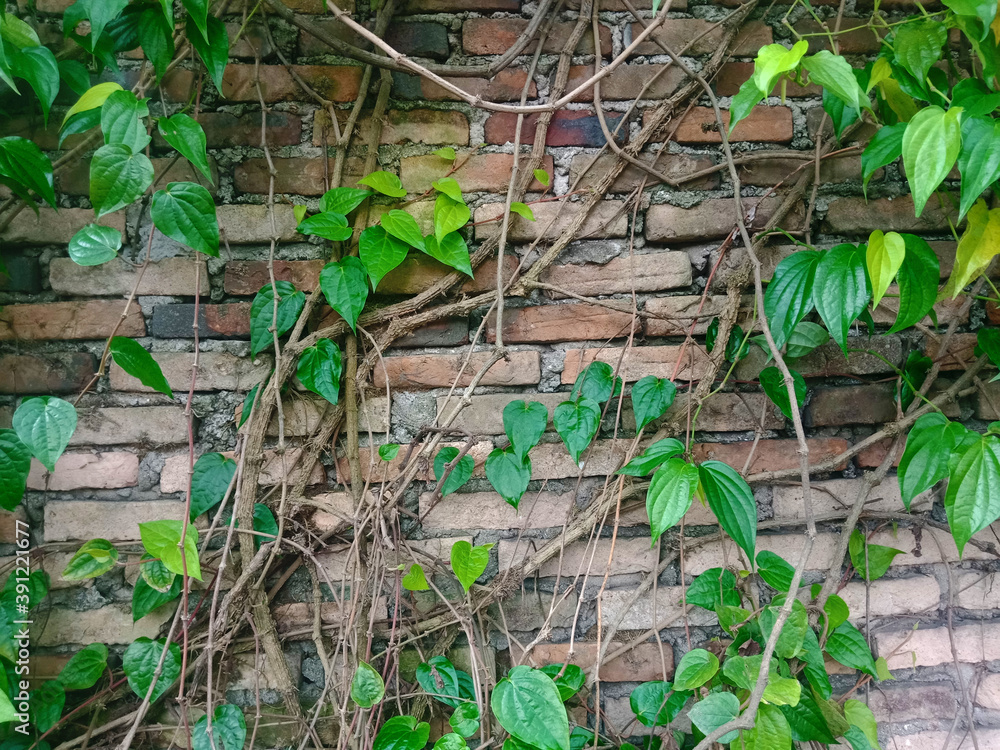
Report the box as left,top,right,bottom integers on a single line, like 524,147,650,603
1,0,998,746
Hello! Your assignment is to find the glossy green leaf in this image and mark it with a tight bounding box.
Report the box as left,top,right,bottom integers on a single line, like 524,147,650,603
434,147,457,161
553,397,600,464
900,415,962,509
760,365,806,421
646,458,699,543
698,460,756,561
0,136,56,209
31,680,65,733
629,681,689,727
533,168,550,187
379,210,424,251
320,257,369,333
434,447,474,497
90,144,154,218
61,539,118,580
745,703,792,750
69,224,121,266
631,375,676,431
401,563,429,591
158,113,212,183
416,656,464,707
60,108,102,147
686,567,740,610
862,122,905,195
374,716,430,750
13,396,77,472
132,574,181,621
753,41,809,96
192,704,246,750
756,550,796,593
123,637,182,702
801,633,834,698
813,243,871,353
320,187,371,215
250,280,306,356
188,14,228,94
359,170,406,198
491,666,569,750
760,598,809,658
951,77,1000,115
783,321,829,360
957,115,1000,221
849,529,903,581
729,78,766,134
424,232,473,277
252,503,278,548
140,555,176,593
101,89,150,155
351,661,385,708
139,519,202,580
189,452,237,520
1,12,41,48
297,339,343,405
430,176,463,202
109,337,173,398
617,438,685,477
0,430,30,511
450,704,479,737
901,105,963,217
866,230,905,308
12,45,59,125
803,50,868,114
433,734,466,750
434,193,470,242
151,182,220,256
825,621,877,677
298,211,353,242
63,82,122,126
538,664,585,702
59,643,108,691
764,250,822,350
763,676,801,707
673,648,719,691
889,234,940,333
486,446,531,509
378,444,399,461
510,202,535,221
450,540,491,592
137,5,174,81
894,19,947,83
503,400,548,460
571,361,618,403
779,690,838,744
945,432,1000,555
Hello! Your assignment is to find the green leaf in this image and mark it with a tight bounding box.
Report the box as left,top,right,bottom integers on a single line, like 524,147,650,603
188,14,228,94
431,177,463,202
63,82,123,126
780,690,838,744
69,224,122,266
849,529,903,581
746,703,792,750
90,144,154,218
321,257,369,333
434,193,470,242
553,398,600,464
424,232,473,277
139,519,202,580
944,200,1000,297
486,446,531,509
359,170,406,197
491,666,569,750
294,205,307,224
450,540,491,592
12,45,59,126
379,444,399,461
571,361,618,403
617,438,685,477
629,681,690,727
875,656,894,681
802,50,868,115
722,654,762,690
510,202,535,221
239,384,261,428
433,147,457,161
109,337,173,398
189,452,237,520
250,280,305,356
61,539,119,580
844,699,879,749
503,400,548,460
673,648,719,691
756,550,795,593
763,676,802,707
140,555,176,593
894,19,947,82
900,414,962,509
151,182,220,256
889,234,940,333
825,621,877,677
31,680,65,733
753,41,809,95
158,114,212,183
351,661,385,708
297,339,343,405
416,656,464,707
646,458,699,543
631,375,676,431
764,250,822,350
101,89,150,155
192,704,246,750
760,598,809,658
1,12,41,48
434,447,474,496
299,211,353,242
957,115,1000,221
951,77,1000,115
686,567,740,610
537,664,585,702
321,187,371,215
945,433,1000,555
358,226,410,289
0,136,56,209
0,430,30,511
433,734,466,750
375,717,430,750
698,460,756,561
866,230,905,308
688,692,740,744
533,168,550,187
862,122,905,195
729,79,766,134
760,366,806,421
58,644,108,691
137,5,174,81
252,503,277,548
813,243,871,353
132,576,181,621
123,637,182,702
783,321,829,359
60,108,102,147
402,563,429,591
13,396,77,473
450,703,480,738
901,105,963,217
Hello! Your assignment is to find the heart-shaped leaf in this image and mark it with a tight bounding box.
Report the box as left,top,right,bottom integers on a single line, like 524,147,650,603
450,540,492,592
320,257,369,333
13,396,77,473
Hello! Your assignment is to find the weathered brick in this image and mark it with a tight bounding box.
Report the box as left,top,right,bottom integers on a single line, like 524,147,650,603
660,106,794,144
401,0,518,9
44,499,185,542
37,605,171,646
0,301,145,340
526,440,634,480
379,255,514,296
631,19,771,57
475,200,629,242
739,154,869,187
149,303,251,339
0,353,95,394
219,205,302,243
436,393,561,434
807,384,898,426
878,623,1000,669
738,336,903,381
509,641,673,682
234,157,365,195
645,295,752,336
110,352,271,392
420,490,575,531
385,22,450,60
160,448,325,492
235,395,389,436
645,197,804,243
925,332,977,372
716,62,821,98
58,157,218,196
856,437,903,468
28,453,139,491
874,288,967,327
391,69,536,102
977,673,1000,710
220,64,363,102
463,19,611,56
687,533,840,575
319,537,471,580
499,537,655,577
338,441,494,484
155,112,302,149
825,196,957,234
885,730,1000,749
400,154,552,194
225,260,325,295
71,406,188,446
388,318,470,348
693,438,849,475
0,208,126,245
0,508,26,544
566,64,686,102
488,303,638,343
50,257,209,297
976,380,1000,419
568,153,719,192
372,350,540,389
665,392,784,431
314,108,469,146
840,575,941,617
796,20,885,54
490,589,580,631
562,345,712,384
601,586,714,630
544,252,693,297
282,0,355,10
868,526,994,566
485,109,624,147
955,571,1000,610
0,256,42,293
226,20,274,58
772,477,927,521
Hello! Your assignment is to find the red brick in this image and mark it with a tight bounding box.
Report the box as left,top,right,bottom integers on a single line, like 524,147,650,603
664,106,794,144
58,157,219,196
668,392,784,431
475,201,629,242
568,153,719,192
543,252,693,296
645,295,752,336
630,19,771,57
379,256,516,296
1,208,126,245
153,112,302,149
297,17,370,56
234,157,367,195
0,301,145,341
27,452,139,491
645,197,804,243
485,109,624,147
808,384,898,426
72,406,188,446
856,437,903,468
488,303,638,343
161,449,325,491
220,64,363,102
225,260,325,295
795,20,884,54
399,153,552,194
738,154,869,187
392,69,536,102
110,352,271,392
692,438,850,474
0,508,26,544
562,346,712,384
463,19,611,56
401,0,518,9
0,353,95,394
716,62,821,97
824,196,957,234
313,108,469,147
925,332,977,371
50,257,209,297
149,303,251,339
282,0,355,10
372,350,541,389
226,20,273,58
566,64,686,102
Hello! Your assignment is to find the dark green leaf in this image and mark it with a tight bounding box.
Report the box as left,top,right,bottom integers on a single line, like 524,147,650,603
951,77,1000,115
849,530,903,581
450,703,480,738
756,550,795,593
893,20,947,83
862,122,905,195
68,224,122,266
632,375,676,431
698,460,756,560
151,182,220,256
250,280,306,356
61,539,118,580
157,113,211,183
298,211,353,242
745,703,792,750
90,143,154,218
189,452,237,520
252,503,278,548
359,225,409,290
538,664,585,701
101,89,150,155
958,115,1000,220
132,574,181,621
945,432,1000,555
297,339,343,405
188,14,228,94
239,383,261,428
13,46,59,125
434,447,474,497
553,397,600,464
825,622,877,677
823,85,860,139
416,656,463,707
646,458,698,543
889,234,940,333
321,187,372,215
424,232,473,277
0,136,56,209
450,540,491,592
109,337,173,398
629,681,690,727
779,690,838,744
686,568,740,610
123,637,182,702
140,555,175,593
899,412,962,508
571,361,617,403
813,243,871,353
486,446,531,509
192,704,246,750
137,5,174,81
31,681,65,733
491,666,569,750
320,257,369,333
503,400,548,460
13,396,77,472
351,661,385,708
759,598,809,659
617,438,685,477
375,716,430,750
784,322,829,359
58,643,108,691
764,250,822,350
0,429,30,511
378,444,399,461
760,366,806,421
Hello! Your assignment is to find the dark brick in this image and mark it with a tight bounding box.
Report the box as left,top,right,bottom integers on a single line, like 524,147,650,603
463,19,611,56
0,353,95,394
391,318,470,348
485,110,624,147
151,112,302,149
391,69,536,102
149,303,251,339
806,384,898,427
386,23,450,61
0,256,42,293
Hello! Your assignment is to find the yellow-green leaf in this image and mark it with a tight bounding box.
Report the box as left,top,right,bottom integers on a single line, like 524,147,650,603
62,82,123,127
901,105,963,217
943,199,1000,297
866,230,906,308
